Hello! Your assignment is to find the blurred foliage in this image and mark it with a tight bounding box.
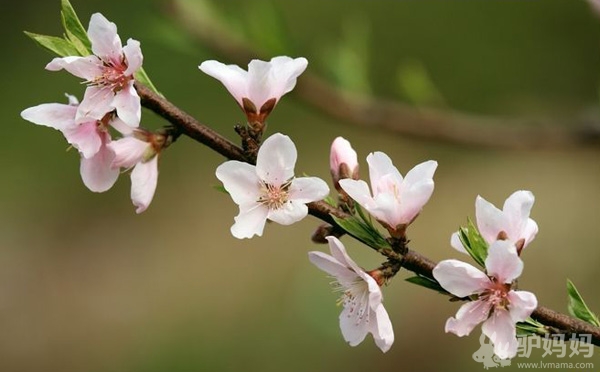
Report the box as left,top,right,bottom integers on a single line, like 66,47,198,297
3,0,600,371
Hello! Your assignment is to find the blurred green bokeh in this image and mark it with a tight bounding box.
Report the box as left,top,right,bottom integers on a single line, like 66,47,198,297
3,0,600,371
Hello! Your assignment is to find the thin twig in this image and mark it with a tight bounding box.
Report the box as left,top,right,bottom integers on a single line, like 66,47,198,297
166,0,600,151
135,82,600,346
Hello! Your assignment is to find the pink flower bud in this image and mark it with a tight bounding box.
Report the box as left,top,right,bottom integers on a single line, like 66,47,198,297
330,137,359,188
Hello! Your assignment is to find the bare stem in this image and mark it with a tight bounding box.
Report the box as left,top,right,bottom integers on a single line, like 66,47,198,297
135,83,600,346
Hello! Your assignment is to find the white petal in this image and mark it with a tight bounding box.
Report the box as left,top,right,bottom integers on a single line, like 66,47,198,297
521,219,539,248
255,133,296,186
339,304,369,347
79,140,118,192
370,191,403,227
507,291,537,323
308,251,357,279
267,56,308,100
122,39,143,76
288,177,329,203
432,260,490,298
113,83,141,128
366,152,403,194
20,103,77,131
475,195,506,244
109,117,134,136
325,236,355,270
267,200,308,225
450,232,468,253
398,178,435,224
246,59,273,109
231,204,269,239
45,56,103,80
445,299,493,337
88,13,122,62
199,60,248,107
482,309,518,359
63,121,102,158
130,156,159,214
76,86,115,122
370,304,394,353
108,137,149,168
215,161,261,206
503,190,535,242
402,160,437,186
485,240,523,284
338,179,374,209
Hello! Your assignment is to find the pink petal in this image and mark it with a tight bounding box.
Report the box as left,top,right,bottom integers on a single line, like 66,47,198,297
255,133,296,186
109,117,134,136
370,304,394,353
88,13,122,63
45,56,103,81
432,260,490,298
445,299,493,336
475,195,506,244
199,60,248,107
507,290,537,323
288,177,329,203
521,219,539,248
308,250,357,279
330,136,358,179
485,240,523,284
215,161,261,206
63,121,102,158
370,191,403,226
122,39,143,76
20,103,77,131
113,83,141,128
130,156,158,214
79,141,118,192
76,86,115,122
231,204,269,239
482,309,519,359
108,137,149,168
398,177,435,224
366,152,403,194
450,232,468,253
267,201,308,225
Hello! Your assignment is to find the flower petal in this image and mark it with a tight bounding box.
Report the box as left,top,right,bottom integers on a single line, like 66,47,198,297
267,200,308,225
215,161,261,206
231,204,269,239
308,251,357,279
398,177,435,224
45,56,103,80
507,290,537,323
482,309,518,359
339,303,369,347
63,121,102,158
485,240,523,284
130,156,158,214
20,103,77,131
288,177,329,203
366,152,403,194
255,133,296,186
108,137,149,169
88,13,122,62
199,60,248,107
450,232,468,253
402,160,438,187
122,39,143,76
370,304,394,353
260,56,308,106
79,141,118,192
445,299,493,337
475,195,506,244
338,179,374,209
109,117,134,136
432,260,490,298
113,82,141,128
76,86,115,122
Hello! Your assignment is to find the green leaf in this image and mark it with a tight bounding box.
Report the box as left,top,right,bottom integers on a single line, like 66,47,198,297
331,214,390,252
60,0,91,52
24,32,80,57
516,317,548,336
405,275,448,295
213,185,229,195
567,279,600,327
134,68,161,96
458,218,488,268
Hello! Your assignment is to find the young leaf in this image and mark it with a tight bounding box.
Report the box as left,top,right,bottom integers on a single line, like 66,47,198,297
24,32,80,57
331,214,390,252
60,0,91,50
134,68,161,96
405,275,448,295
566,279,600,327
457,218,488,268
516,317,548,336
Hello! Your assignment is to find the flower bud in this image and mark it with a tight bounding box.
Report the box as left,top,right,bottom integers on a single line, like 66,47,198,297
330,137,359,190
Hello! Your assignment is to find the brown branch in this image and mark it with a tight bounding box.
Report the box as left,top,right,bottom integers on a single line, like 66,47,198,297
134,82,600,346
165,0,600,151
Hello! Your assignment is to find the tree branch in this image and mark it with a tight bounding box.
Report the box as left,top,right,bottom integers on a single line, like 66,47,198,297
165,0,600,151
135,82,600,346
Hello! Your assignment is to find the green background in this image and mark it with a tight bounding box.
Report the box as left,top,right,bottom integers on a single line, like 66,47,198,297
2,0,600,371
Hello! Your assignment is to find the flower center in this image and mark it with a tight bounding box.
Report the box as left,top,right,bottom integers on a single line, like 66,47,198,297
258,179,292,210
90,60,131,92
334,279,370,325
482,280,511,309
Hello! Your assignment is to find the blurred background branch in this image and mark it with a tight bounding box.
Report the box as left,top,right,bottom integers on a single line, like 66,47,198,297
166,0,600,150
